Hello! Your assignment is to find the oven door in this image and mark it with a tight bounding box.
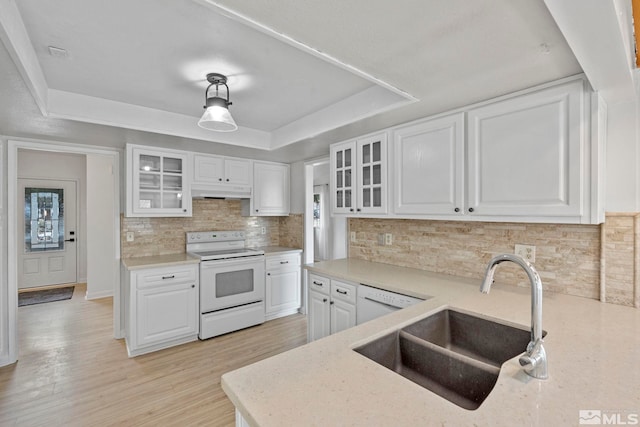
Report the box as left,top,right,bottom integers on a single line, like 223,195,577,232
200,256,265,313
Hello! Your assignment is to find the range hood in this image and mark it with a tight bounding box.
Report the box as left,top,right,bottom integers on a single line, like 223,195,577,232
191,183,252,199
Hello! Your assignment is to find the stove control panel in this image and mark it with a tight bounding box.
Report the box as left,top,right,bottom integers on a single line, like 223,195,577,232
186,230,245,243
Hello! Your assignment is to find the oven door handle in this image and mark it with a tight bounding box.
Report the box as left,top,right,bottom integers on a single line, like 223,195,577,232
199,256,265,269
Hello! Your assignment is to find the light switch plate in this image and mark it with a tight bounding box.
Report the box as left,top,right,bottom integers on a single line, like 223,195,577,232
126,232,134,242
351,231,356,242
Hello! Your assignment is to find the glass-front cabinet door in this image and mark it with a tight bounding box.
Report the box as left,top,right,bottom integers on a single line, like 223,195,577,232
330,141,356,214
127,145,192,217
357,133,387,214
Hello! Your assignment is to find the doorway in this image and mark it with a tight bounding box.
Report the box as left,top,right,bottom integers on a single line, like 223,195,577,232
18,179,78,288
5,139,121,366
303,157,347,265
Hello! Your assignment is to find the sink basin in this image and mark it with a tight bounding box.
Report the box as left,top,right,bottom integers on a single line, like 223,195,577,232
354,309,547,410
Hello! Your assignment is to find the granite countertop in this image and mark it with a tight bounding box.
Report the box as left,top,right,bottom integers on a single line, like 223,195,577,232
256,246,303,256
121,253,200,270
222,259,640,427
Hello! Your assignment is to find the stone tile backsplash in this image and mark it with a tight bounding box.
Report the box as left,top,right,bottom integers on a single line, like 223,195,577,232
349,214,639,307
121,198,637,308
279,214,304,249
121,199,281,259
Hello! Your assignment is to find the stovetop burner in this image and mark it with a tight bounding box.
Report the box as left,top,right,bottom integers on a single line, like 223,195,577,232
186,230,264,261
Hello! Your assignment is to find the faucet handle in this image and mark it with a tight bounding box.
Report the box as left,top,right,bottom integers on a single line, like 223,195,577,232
518,340,548,379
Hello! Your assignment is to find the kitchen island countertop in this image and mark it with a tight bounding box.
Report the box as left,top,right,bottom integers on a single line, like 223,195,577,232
222,258,640,427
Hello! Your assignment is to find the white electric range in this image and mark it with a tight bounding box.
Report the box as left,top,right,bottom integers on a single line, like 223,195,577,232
187,231,265,339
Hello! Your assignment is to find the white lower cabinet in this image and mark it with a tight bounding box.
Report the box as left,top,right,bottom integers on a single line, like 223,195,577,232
265,252,302,321
124,263,199,357
307,273,357,342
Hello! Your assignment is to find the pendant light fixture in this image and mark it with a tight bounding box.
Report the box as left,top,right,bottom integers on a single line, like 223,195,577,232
198,73,238,132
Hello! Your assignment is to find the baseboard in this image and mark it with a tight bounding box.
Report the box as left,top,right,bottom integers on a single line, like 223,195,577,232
0,353,16,368
85,289,113,300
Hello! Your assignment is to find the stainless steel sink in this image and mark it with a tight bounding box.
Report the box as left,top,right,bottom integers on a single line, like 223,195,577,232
354,309,547,410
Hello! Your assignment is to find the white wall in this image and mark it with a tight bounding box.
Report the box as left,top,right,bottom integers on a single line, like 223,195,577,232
0,142,7,365
605,98,639,212
289,160,305,214
17,149,88,282
86,154,117,299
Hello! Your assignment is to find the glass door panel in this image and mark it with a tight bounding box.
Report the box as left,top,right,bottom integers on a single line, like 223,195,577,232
331,142,356,213
357,134,386,213
139,155,161,172
163,157,183,174
24,188,65,252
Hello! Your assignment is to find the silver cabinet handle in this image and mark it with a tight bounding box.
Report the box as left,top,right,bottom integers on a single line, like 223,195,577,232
162,275,175,279
336,289,348,295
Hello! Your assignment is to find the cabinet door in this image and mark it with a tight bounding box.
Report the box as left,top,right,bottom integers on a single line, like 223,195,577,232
393,114,465,215
266,268,301,316
253,162,290,215
308,290,330,342
136,282,198,347
467,80,583,217
193,154,224,184
330,299,356,334
224,158,252,185
129,146,191,217
330,141,356,214
357,133,387,214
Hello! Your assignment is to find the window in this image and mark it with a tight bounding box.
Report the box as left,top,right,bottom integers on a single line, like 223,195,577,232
313,193,321,228
24,188,65,252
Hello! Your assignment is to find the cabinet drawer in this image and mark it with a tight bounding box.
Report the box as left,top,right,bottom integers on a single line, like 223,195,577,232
136,265,198,288
331,280,357,304
309,273,330,295
267,253,301,270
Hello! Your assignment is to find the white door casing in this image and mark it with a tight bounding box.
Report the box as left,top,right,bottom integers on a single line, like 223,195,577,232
17,179,77,288
5,139,120,367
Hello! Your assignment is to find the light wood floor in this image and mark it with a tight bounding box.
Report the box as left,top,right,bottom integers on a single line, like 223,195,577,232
0,284,308,426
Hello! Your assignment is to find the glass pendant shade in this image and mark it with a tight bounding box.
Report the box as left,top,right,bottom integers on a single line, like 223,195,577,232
198,96,237,132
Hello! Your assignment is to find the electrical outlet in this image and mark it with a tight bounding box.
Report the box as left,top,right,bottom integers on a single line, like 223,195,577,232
384,233,393,246
515,244,536,263
126,232,134,242
261,227,266,235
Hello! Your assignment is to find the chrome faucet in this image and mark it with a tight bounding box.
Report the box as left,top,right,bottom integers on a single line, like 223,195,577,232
480,254,548,380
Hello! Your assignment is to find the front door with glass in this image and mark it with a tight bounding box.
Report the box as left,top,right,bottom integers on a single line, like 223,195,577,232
17,179,78,288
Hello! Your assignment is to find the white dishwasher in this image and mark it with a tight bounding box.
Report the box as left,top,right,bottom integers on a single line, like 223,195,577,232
356,284,426,325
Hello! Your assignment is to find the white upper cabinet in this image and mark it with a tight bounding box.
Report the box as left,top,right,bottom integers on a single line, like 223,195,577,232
192,154,251,186
126,144,192,217
467,79,585,219
392,113,465,215
331,132,387,215
357,133,387,214
243,161,290,216
388,76,603,224
330,140,356,214
224,159,252,186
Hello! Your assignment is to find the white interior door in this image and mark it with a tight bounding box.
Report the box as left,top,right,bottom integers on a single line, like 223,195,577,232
17,179,78,289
